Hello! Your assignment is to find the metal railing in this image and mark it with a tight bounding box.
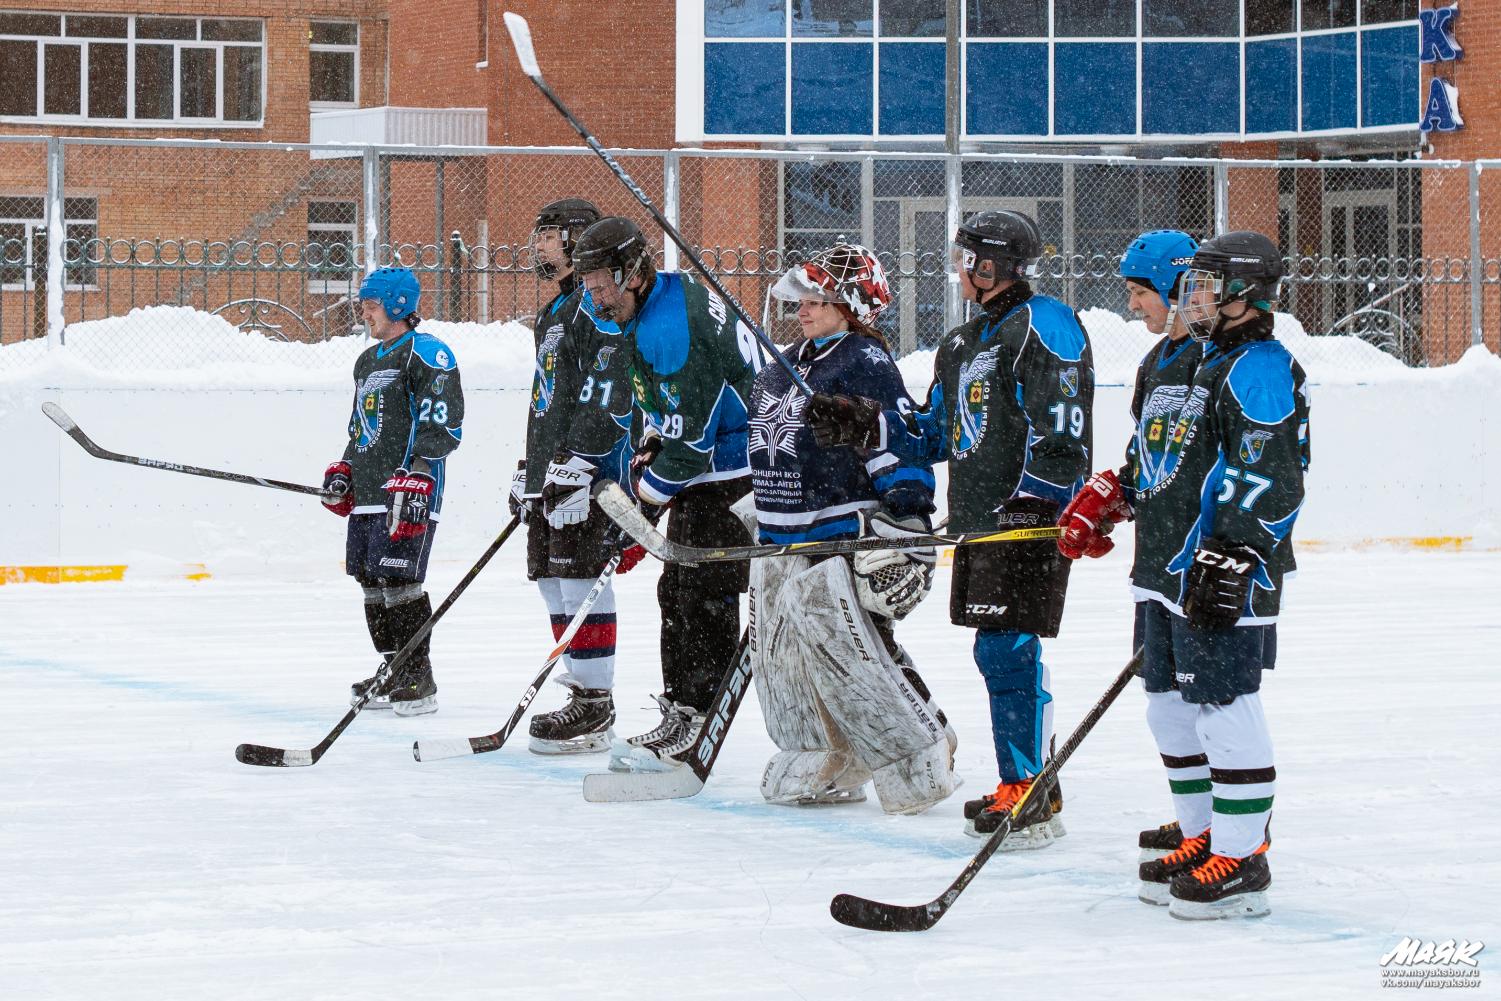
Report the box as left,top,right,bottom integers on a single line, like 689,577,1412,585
1,134,1497,374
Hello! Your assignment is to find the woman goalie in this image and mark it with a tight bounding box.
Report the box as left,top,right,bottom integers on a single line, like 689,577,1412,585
741,244,959,814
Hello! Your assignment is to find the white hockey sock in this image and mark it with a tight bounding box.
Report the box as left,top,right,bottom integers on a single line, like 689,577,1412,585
1195,692,1275,857
556,576,616,691
1145,688,1211,838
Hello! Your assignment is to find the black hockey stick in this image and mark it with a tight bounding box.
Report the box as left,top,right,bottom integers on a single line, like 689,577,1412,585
829,648,1143,932
581,629,751,802
235,515,523,767
594,481,1060,565
42,402,322,496
501,12,812,398
413,549,624,761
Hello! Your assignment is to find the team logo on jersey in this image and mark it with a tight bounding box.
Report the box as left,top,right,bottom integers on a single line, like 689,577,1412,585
630,367,657,414
435,349,450,368
432,373,449,394
659,382,681,411
532,324,567,416
861,344,890,366
592,345,618,372
1059,367,1079,398
952,348,998,458
1239,429,1274,465
749,385,805,467
353,367,401,449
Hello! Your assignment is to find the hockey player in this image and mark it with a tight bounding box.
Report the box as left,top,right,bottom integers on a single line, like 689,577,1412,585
554,216,757,773
512,198,640,754
807,211,1093,846
322,266,463,716
745,244,956,814
1058,231,1308,919
1059,229,1203,865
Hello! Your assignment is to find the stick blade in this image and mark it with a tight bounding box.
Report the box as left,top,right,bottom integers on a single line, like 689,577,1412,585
829,893,943,932
582,767,705,803
593,482,671,561
412,737,480,762
502,12,541,79
40,401,76,432
235,743,313,768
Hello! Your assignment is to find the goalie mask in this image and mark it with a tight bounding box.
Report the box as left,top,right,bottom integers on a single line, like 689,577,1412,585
771,243,893,328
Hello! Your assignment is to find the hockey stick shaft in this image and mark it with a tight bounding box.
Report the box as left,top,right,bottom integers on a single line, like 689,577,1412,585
594,481,1058,564
501,12,811,398
414,548,624,761
581,629,751,802
43,402,322,496
829,648,1143,931
235,515,523,767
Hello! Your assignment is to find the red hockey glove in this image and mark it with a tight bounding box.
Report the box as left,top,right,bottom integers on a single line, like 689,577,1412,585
617,544,647,575
1057,469,1133,560
383,468,436,540
321,460,354,517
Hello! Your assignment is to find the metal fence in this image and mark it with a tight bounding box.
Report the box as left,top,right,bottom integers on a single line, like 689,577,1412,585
2,135,1498,375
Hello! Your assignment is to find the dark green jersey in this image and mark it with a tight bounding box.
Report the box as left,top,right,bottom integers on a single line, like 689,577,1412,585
1132,314,1311,622
1123,335,1204,589
881,285,1094,532
524,283,635,493
616,272,756,505
341,328,463,515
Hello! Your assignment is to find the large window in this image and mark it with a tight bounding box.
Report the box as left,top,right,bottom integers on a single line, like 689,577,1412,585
309,21,358,107
306,201,358,290
0,196,98,290
0,12,263,125
695,0,1421,140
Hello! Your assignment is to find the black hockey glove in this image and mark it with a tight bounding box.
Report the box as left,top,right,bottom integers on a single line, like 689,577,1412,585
996,495,1060,562
1182,537,1261,631
807,392,883,449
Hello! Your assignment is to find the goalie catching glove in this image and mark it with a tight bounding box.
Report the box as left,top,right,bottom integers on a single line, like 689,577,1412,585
852,513,936,620
541,454,595,529
382,467,435,540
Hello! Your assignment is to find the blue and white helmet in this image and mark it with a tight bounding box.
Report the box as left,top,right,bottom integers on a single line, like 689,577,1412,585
1119,230,1199,309
358,267,421,322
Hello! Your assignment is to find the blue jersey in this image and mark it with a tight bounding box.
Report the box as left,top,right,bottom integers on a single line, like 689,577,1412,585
748,332,935,543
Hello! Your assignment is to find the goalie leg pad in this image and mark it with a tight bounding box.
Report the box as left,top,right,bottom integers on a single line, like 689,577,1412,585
750,554,839,753
760,748,871,805
780,558,957,815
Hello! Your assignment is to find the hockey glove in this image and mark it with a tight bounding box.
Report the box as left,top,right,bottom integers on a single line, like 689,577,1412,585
807,392,884,450
628,430,665,498
617,544,647,575
1057,468,1133,560
853,513,936,620
508,459,531,522
541,454,595,529
1182,536,1260,631
996,495,1061,562
382,467,436,540
321,460,354,517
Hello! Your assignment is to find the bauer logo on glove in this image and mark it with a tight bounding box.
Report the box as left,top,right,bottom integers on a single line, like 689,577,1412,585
382,467,436,540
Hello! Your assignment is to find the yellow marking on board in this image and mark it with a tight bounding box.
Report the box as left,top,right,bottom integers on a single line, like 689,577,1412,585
0,564,214,585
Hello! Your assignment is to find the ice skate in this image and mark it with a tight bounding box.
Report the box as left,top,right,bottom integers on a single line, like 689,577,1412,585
528,685,615,754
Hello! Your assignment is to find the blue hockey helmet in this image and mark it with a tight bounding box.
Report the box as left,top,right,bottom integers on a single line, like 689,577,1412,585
1119,230,1199,309
358,267,421,322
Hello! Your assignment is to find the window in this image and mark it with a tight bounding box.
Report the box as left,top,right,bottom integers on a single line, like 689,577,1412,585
1246,0,1297,36
1144,0,1239,37
1054,0,1136,37
1302,0,1356,31
310,21,358,106
307,201,359,289
793,0,873,37
881,0,943,38
706,0,784,37
0,196,98,290
965,0,1045,37
1361,0,1417,24
0,13,263,124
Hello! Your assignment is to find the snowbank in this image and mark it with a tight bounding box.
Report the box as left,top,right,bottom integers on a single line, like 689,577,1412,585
1,306,1497,576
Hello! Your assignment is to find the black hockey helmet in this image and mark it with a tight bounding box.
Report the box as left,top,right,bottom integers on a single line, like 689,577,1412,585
530,198,600,280
954,210,1043,288
1180,231,1285,342
573,217,655,322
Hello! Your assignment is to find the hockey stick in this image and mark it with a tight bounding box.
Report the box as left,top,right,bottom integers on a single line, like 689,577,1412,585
501,12,812,398
594,482,1060,564
234,515,523,767
42,402,322,496
413,549,624,761
581,629,751,802
829,648,1143,932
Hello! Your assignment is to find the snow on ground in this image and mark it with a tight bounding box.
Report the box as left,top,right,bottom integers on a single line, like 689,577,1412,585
3,542,1497,1000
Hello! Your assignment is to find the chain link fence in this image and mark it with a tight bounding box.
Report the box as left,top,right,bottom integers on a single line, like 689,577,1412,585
1,136,1497,379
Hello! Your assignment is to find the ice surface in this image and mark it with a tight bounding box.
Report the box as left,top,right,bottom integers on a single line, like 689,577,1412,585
3,544,1497,1000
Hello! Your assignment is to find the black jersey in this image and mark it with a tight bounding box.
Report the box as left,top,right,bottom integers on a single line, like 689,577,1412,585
1123,335,1203,590
1132,314,1311,623
341,328,463,517
881,285,1094,532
